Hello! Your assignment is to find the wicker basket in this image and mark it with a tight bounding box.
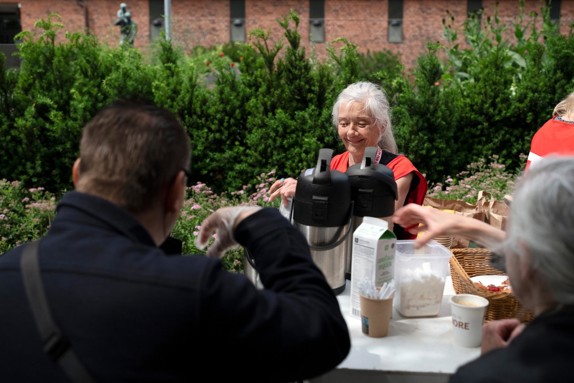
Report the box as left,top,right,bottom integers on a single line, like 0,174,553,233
450,248,534,322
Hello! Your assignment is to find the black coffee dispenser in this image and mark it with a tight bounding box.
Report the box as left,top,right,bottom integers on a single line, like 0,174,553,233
292,148,352,295
345,146,398,279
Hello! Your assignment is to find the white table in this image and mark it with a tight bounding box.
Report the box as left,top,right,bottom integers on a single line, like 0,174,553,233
310,277,480,383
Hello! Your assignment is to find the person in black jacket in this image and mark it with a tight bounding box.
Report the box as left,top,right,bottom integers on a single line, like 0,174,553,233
0,99,350,383
393,156,574,383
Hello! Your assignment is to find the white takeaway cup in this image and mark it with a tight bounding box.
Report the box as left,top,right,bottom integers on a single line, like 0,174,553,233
449,294,489,348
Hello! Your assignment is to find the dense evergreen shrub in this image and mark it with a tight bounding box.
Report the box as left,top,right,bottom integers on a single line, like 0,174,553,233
0,14,155,194
1,4,574,196
238,12,338,188
394,4,574,185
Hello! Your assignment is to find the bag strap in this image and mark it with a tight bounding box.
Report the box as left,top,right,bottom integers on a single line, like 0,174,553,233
20,240,97,383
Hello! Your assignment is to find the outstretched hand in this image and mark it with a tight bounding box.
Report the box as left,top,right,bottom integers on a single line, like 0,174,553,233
195,205,262,258
393,203,506,249
392,204,459,248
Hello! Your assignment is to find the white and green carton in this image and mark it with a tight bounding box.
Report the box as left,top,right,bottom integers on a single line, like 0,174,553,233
350,216,396,318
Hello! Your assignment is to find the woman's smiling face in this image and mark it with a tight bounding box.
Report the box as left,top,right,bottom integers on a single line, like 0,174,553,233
337,101,381,159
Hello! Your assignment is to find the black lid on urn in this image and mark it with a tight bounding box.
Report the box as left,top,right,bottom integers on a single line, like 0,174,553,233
346,146,398,218
293,148,352,227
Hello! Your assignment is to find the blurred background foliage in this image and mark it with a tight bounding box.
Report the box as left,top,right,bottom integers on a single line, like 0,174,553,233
1,5,572,198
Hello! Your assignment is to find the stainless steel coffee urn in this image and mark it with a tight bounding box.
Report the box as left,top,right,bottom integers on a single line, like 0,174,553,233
345,146,398,279
293,148,352,295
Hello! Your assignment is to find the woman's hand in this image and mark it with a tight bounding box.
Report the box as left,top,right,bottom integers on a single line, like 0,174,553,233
268,177,297,207
392,203,506,249
392,204,462,247
481,319,525,355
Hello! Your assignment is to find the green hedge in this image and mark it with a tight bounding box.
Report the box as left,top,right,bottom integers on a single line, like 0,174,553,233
1,5,573,196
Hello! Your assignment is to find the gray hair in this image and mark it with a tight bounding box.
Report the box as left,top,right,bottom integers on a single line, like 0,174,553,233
553,91,574,117
504,156,574,304
331,81,398,153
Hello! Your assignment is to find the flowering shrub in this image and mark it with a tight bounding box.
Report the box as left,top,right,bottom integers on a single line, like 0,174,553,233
165,170,280,272
0,180,56,253
0,171,281,274
426,155,525,204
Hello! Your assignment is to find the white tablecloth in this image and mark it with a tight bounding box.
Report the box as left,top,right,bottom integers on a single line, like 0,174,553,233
310,277,481,383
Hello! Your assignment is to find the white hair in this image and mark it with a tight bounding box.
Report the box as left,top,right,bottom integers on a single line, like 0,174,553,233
331,82,398,153
504,156,574,304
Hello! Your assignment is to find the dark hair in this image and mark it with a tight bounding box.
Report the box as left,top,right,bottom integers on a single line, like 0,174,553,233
78,99,191,212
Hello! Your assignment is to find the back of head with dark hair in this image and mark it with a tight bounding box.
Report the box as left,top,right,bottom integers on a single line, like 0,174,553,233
77,99,191,212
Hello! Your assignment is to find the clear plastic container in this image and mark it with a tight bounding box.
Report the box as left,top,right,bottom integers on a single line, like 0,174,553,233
393,240,452,317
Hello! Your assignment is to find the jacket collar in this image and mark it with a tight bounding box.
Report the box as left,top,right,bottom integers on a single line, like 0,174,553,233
55,191,156,247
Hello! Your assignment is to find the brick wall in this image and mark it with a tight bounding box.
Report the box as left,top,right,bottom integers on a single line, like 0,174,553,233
4,0,574,68
171,0,228,51
16,0,149,47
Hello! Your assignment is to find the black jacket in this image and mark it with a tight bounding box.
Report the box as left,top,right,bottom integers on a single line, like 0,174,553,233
450,305,574,383
0,191,350,382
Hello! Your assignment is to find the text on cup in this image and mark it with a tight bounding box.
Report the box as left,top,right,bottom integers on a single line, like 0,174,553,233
452,319,470,330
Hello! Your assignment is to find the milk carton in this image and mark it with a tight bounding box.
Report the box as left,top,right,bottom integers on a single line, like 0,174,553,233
350,217,396,317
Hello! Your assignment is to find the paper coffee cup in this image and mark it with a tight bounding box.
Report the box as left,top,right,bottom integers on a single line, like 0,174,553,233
450,294,489,347
360,295,393,338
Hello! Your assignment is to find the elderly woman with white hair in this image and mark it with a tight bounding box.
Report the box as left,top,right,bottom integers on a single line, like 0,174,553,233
269,81,427,240
393,156,574,382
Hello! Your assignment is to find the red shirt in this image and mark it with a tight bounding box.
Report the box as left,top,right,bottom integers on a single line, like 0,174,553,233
526,117,574,170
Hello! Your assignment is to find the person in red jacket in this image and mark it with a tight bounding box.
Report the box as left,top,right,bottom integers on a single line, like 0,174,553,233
526,91,574,170
270,81,427,240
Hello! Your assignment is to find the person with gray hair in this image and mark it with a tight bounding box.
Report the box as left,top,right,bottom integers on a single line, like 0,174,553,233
270,81,427,239
393,155,574,382
331,81,397,154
